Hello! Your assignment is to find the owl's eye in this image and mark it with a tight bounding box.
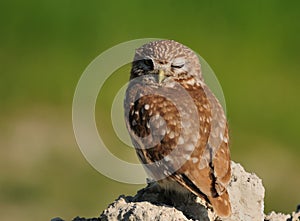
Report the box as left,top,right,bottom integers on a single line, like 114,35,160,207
171,57,185,69
143,59,153,67
171,63,184,69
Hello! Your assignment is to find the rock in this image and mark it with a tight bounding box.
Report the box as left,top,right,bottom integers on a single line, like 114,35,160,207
264,208,300,221
100,195,192,221
223,162,265,221
53,161,300,221
264,211,291,221
99,161,266,221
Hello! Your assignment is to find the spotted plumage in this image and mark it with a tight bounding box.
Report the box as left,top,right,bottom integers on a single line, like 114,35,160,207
124,40,231,217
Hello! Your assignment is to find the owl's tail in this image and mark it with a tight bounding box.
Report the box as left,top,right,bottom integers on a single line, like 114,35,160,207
208,190,231,218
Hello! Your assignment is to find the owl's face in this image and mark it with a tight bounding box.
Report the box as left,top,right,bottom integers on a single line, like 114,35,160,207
130,40,203,86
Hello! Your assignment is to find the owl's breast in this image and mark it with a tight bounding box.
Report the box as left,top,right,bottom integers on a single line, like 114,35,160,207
124,81,207,173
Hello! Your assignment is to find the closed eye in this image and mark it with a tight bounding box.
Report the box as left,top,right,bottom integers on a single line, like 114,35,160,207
171,63,184,69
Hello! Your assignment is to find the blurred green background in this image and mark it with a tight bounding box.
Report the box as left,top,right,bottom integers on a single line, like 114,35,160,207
0,1,299,220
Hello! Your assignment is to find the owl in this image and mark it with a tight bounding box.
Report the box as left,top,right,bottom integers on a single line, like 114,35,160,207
124,40,231,218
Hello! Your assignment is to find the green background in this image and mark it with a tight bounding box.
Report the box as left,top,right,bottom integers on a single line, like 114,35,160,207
0,1,299,220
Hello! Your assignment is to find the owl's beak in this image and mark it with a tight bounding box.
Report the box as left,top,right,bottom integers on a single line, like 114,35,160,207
158,69,166,83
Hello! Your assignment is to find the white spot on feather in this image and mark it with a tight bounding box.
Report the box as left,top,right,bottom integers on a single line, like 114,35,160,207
183,154,190,160
178,136,184,145
163,170,170,176
223,137,228,143
186,143,194,151
192,157,199,164
168,131,175,139
220,132,224,140
186,78,195,85
164,155,172,162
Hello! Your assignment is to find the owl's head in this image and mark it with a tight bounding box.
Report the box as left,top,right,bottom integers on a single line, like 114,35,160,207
130,40,203,85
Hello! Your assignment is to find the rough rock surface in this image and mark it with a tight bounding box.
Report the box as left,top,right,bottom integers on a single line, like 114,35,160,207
224,162,265,221
264,210,300,221
52,161,300,221
99,162,265,221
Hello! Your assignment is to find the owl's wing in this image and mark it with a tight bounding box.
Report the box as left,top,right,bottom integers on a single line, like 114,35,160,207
172,83,231,217
203,84,231,194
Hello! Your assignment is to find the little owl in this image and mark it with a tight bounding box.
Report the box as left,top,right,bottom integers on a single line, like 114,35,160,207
124,40,231,217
